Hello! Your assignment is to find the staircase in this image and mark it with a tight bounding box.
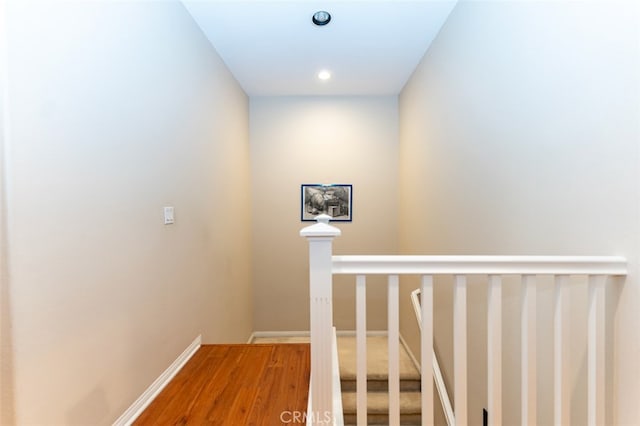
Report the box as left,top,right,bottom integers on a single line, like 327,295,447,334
337,335,422,425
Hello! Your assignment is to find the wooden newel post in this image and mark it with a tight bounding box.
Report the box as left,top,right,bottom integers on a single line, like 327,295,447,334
300,214,341,425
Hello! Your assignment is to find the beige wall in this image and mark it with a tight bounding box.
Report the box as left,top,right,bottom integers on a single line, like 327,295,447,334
1,1,252,424
250,96,399,331
399,1,639,425
1,1,13,422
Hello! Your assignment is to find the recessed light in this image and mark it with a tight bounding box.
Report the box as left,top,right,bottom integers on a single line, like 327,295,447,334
318,70,331,81
312,11,331,26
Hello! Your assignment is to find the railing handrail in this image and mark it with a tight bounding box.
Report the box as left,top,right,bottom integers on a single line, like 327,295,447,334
332,255,627,276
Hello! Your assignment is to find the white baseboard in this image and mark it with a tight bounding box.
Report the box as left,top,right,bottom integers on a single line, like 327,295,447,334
336,329,388,337
112,335,202,426
249,330,390,343
249,330,310,342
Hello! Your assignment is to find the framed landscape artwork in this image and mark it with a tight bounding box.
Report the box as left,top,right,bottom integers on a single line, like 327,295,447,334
301,184,352,222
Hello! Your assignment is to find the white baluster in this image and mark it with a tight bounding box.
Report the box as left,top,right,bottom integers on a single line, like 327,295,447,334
301,215,341,425
421,275,434,426
487,275,502,426
588,275,606,426
521,275,537,426
356,275,367,426
388,275,400,426
554,275,570,426
454,275,468,425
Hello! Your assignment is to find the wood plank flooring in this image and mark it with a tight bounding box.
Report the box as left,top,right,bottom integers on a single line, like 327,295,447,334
134,344,310,426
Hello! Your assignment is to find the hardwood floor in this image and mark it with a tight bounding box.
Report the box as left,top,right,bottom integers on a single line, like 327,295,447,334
134,344,310,425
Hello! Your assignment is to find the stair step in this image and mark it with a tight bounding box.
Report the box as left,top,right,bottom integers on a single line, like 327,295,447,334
343,414,422,426
342,391,422,425
339,335,422,424
343,413,422,426
338,335,420,381
342,390,422,414
340,378,421,392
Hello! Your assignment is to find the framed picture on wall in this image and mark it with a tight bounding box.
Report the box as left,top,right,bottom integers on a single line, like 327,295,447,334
301,184,352,222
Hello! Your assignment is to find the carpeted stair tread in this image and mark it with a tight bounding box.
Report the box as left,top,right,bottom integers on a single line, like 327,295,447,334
340,378,421,392
337,335,420,381
342,390,422,414
343,413,422,426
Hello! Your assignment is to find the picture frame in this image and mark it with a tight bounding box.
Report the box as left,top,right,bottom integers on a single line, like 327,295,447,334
301,184,352,222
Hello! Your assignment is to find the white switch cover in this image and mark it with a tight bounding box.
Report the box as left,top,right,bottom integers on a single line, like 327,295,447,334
164,206,174,225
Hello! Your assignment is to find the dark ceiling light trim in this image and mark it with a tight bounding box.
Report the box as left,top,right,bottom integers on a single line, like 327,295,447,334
312,11,331,26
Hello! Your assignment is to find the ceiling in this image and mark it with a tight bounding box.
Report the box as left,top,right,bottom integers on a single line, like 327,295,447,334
180,0,458,96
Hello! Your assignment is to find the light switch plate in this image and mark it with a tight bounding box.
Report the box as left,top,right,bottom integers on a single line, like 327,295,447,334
164,206,174,225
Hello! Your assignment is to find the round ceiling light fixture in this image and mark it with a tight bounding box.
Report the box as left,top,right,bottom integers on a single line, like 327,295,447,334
318,70,331,81
312,11,331,26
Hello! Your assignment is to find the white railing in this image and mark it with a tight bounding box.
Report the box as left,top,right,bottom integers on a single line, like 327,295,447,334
301,215,627,426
